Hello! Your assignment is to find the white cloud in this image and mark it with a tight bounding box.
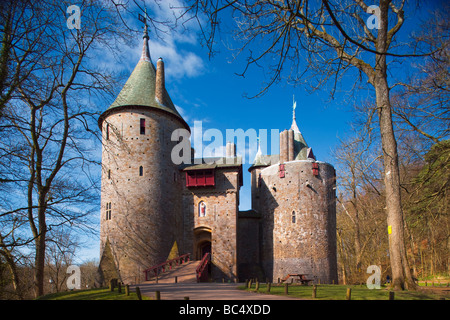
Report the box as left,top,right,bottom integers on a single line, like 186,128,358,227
149,39,205,79
95,0,205,81
121,34,204,80
143,0,205,79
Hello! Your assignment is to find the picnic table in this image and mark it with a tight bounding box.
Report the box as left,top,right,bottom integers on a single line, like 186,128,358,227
281,274,313,285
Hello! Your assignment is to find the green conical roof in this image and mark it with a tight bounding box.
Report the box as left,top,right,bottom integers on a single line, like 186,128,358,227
293,131,308,160
99,28,188,130
109,59,157,109
107,60,183,119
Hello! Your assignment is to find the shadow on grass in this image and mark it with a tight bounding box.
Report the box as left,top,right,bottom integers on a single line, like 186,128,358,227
241,284,446,300
37,287,147,300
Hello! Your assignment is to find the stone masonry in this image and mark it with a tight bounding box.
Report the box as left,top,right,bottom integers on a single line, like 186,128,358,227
99,108,186,284
255,160,337,283
97,29,338,285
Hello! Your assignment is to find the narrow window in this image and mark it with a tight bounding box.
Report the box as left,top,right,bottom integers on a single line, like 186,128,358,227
139,166,143,176
140,118,145,135
106,202,112,220
108,169,111,179
106,124,110,140
292,211,296,223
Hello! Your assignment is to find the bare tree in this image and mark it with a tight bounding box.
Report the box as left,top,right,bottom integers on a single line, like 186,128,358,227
0,0,130,297
45,228,79,293
180,0,448,290
0,0,39,117
333,102,383,275
393,11,449,145
335,98,448,285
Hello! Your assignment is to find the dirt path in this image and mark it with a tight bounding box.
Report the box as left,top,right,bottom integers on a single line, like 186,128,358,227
132,283,302,300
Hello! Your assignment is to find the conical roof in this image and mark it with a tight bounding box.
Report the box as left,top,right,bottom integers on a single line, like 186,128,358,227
291,97,309,160
293,131,308,160
249,136,279,171
98,26,188,130
252,137,265,167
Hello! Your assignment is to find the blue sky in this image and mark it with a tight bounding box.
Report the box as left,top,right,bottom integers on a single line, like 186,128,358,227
76,0,445,262
136,2,368,210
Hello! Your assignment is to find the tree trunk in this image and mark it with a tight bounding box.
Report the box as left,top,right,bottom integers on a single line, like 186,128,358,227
408,230,418,279
336,229,348,285
374,1,416,291
375,75,416,290
352,191,362,273
347,167,363,274
34,235,45,297
0,242,22,299
34,195,47,298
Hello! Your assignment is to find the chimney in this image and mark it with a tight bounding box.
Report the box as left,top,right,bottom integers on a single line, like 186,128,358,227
287,129,294,161
279,130,288,164
155,57,165,105
226,141,236,158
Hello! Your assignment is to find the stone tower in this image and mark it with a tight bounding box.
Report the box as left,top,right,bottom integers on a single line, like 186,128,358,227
249,104,338,284
96,24,338,285
98,26,190,284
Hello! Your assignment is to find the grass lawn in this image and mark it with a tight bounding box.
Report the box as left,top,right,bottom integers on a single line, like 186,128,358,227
239,284,448,300
36,287,150,300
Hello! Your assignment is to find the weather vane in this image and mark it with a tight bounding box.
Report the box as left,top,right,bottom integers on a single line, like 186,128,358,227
137,4,151,61
136,0,149,31
138,8,147,26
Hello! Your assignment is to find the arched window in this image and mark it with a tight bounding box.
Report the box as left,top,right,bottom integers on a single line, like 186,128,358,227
139,166,143,176
198,201,206,217
292,211,296,223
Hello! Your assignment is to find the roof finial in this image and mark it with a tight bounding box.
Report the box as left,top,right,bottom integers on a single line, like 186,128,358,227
256,135,262,155
252,134,264,166
143,7,149,39
139,8,151,62
143,23,149,39
291,95,300,133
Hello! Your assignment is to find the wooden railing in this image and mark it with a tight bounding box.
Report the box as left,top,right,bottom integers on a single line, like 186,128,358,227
196,252,210,283
143,253,191,281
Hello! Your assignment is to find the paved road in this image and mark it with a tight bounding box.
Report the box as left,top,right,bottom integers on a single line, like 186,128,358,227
133,283,302,300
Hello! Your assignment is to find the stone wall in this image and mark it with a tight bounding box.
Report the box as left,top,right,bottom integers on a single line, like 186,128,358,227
237,210,264,281
99,106,186,284
250,168,262,214
181,168,240,282
257,160,338,284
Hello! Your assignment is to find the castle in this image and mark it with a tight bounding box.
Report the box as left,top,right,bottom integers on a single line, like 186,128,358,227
98,27,338,285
